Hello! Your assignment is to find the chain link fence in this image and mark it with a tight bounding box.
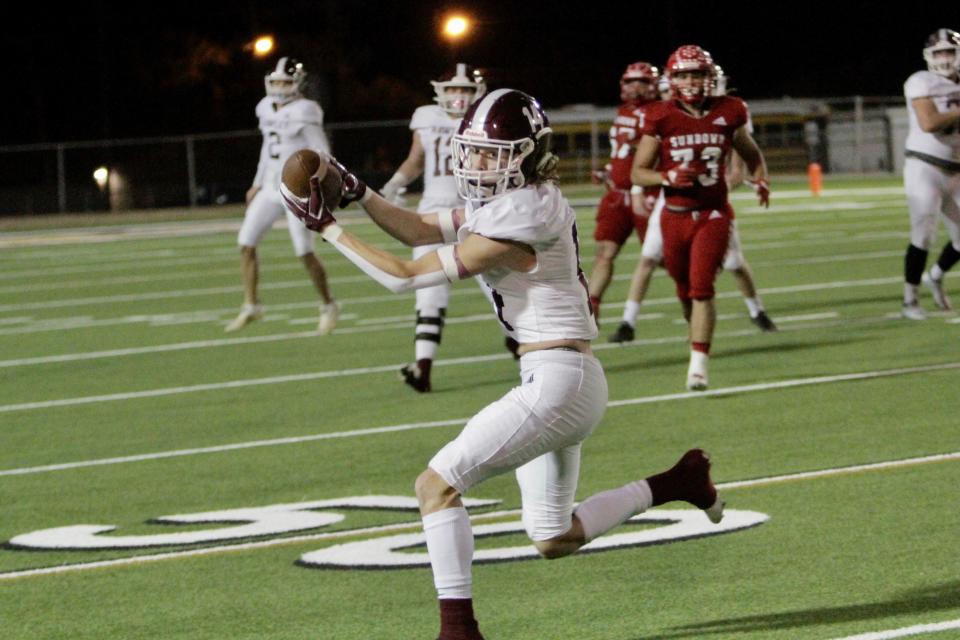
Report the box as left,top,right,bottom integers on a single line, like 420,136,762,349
0,96,906,217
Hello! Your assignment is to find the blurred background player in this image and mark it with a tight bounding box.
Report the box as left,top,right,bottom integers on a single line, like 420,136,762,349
900,28,960,320
585,62,660,322
631,45,770,390
379,64,492,392
226,57,339,334
610,62,776,343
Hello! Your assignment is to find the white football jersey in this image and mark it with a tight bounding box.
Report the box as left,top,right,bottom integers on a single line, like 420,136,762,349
410,105,461,209
253,97,331,191
459,184,597,344
904,71,960,162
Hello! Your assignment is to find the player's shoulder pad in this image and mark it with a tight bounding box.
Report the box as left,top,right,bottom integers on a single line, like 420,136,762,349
410,104,453,131
255,96,273,119
904,71,938,99
285,98,324,124
469,185,572,245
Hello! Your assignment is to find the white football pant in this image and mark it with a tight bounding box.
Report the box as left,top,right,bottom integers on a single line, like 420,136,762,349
904,157,960,250
429,349,608,541
238,188,316,256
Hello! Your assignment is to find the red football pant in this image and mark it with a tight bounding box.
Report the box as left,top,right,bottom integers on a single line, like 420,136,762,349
593,189,648,245
661,206,731,301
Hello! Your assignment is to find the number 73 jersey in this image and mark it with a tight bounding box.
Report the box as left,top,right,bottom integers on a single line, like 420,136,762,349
640,96,750,211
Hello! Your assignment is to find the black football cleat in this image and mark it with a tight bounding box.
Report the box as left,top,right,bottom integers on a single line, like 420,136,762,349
400,360,432,393
608,321,635,343
750,311,778,332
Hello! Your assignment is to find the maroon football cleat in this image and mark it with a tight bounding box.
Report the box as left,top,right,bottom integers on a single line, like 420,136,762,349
400,359,432,393
646,448,724,523
437,599,485,640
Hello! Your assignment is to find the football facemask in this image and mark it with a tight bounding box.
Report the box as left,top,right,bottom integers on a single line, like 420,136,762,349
924,29,960,77
265,57,306,102
432,63,487,117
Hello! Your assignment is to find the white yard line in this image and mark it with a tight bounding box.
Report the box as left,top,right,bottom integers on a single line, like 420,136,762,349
0,272,909,337
2,360,957,472
827,619,960,640
0,448,952,581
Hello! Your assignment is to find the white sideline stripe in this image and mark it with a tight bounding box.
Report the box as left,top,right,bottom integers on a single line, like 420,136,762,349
2,360,958,474
828,619,960,640
0,449,952,581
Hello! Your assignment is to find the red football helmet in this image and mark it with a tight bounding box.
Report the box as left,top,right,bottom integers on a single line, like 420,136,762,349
431,63,487,117
452,89,554,202
665,45,716,104
620,62,660,102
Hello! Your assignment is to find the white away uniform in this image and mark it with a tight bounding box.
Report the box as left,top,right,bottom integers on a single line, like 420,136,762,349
903,70,960,249
409,105,464,327
429,184,607,541
239,97,331,256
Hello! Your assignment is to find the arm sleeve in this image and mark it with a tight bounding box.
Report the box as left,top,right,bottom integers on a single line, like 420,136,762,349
320,225,451,293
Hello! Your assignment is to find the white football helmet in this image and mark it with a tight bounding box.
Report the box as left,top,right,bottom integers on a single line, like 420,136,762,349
431,63,486,117
712,64,728,96
265,57,306,102
924,29,960,77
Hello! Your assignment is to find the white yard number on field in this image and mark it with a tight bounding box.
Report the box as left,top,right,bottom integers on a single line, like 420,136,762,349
8,496,768,568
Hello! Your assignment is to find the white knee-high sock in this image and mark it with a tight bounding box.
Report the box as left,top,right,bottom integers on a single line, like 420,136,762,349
574,480,653,542
622,300,642,326
422,507,474,599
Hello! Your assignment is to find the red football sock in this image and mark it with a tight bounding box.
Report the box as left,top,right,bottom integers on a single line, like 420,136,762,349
691,341,711,355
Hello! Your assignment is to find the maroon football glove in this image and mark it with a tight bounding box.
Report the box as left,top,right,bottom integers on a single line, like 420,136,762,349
660,166,699,188
754,178,770,208
327,157,368,208
281,176,337,233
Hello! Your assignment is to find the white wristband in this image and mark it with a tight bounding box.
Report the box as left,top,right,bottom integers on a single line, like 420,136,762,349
630,185,643,195
436,244,463,282
437,208,459,244
321,223,343,243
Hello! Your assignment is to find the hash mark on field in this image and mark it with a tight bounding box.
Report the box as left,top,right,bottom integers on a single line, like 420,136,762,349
1,361,958,474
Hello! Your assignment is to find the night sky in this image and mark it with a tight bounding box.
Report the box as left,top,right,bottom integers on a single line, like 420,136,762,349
4,1,950,145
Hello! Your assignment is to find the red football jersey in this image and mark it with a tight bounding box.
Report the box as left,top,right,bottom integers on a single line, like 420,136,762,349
639,96,749,210
608,99,655,189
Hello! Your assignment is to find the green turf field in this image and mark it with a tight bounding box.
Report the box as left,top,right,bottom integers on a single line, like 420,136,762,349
1,176,958,640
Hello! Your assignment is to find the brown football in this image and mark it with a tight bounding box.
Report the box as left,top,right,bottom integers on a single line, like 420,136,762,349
281,149,343,208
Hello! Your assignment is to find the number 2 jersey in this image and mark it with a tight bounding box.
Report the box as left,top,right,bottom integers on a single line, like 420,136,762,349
904,70,960,164
458,184,597,344
252,97,330,191
410,104,462,211
640,96,750,211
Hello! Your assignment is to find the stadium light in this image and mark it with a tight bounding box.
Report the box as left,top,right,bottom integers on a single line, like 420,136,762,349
253,36,274,57
442,15,470,41
93,167,109,190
